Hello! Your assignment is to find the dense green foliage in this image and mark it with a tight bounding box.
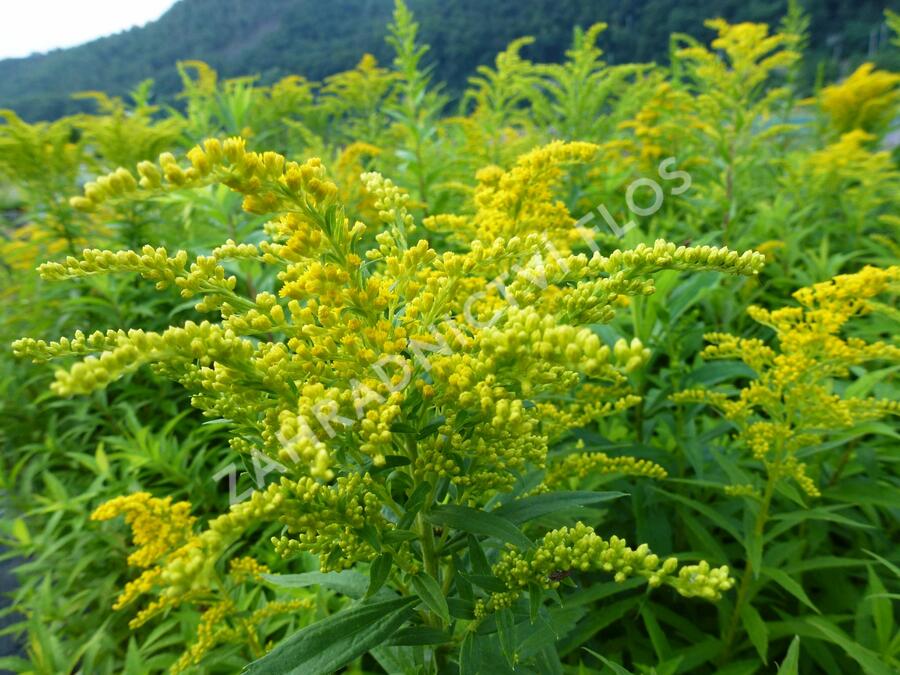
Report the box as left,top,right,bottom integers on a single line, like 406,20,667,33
1,0,898,121
1,2,899,674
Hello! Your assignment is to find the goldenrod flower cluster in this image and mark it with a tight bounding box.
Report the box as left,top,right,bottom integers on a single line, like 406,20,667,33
611,82,711,174
169,596,316,674
543,450,668,488
423,140,598,251
15,140,764,497
677,19,798,110
273,473,419,573
91,487,317,670
92,493,196,569
88,484,286,628
674,265,900,497
17,138,764,651
483,522,733,612
819,62,900,135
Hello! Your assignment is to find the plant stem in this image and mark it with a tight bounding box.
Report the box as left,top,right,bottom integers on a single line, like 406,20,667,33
719,475,775,664
827,440,856,488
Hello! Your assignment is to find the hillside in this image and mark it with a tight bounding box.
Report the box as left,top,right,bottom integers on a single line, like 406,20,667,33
0,0,896,121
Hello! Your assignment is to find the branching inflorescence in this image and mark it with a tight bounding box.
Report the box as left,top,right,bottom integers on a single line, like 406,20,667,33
15,137,764,663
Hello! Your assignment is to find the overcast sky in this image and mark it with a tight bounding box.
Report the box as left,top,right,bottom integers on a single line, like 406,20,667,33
0,0,178,59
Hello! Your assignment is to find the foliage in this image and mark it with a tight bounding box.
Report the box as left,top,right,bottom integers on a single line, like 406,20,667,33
1,3,898,674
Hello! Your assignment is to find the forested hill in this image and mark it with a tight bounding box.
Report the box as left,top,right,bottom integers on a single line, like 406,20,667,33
1,0,896,121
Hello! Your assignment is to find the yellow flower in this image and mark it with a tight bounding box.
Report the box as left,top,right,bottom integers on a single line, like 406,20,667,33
675,265,900,497
91,492,195,569
820,63,900,135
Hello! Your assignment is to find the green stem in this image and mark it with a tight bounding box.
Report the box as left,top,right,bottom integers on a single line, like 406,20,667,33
407,435,444,632
720,476,775,664
827,440,856,488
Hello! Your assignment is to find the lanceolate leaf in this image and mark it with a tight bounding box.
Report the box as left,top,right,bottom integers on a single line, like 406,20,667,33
492,490,627,524
388,626,453,645
243,596,417,675
583,647,635,675
459,631,476,675
866,567,894,654
261,570,369,598
366,553,393,598
864,549,900,578
760,567,819,614
776,636,800,675
739,602,769,663
805,616,895,675
496,607,517,667
427,504,533,549
528,582,543,623
410,572,450,624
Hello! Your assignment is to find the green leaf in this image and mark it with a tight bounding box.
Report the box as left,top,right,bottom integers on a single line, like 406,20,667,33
770,506,874,530
776,636,800,675
517,608,583,658
805,616,894,675
383,529,419,545
460,572,509,593
559,597,639,656
388,626,452,646
468,534,491,575
844,365,900,398
367,553,393,599
370,644,417,674
863,549,900,578
492,490,627,524
41,471,68,502
410,572,450,625
739,602,769,663
534,645,564,675
0,658,32,671
390,422,417,434
496,607,516,667
528,582,543,623
358,523,382,552
583,647,635,674
782,556,869,575
641,604,672,661
417,416,446,439
261,570,369,598
761,567,819,614
428,504,532,549
11,518,30,546
748,528,764,579
399,481,432,529
243,596,416,675
94,443,109,476
448,598,476,619
455,554,474,601
376,455,412,470
123,637,143,675
867,567,894,654
652,487,743,543
459,631,476,675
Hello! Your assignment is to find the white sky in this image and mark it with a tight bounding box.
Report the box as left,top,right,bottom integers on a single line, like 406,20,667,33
0,0,178,59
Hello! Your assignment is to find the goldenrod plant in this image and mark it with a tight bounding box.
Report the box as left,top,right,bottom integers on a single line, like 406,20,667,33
674,266,900,670
1,2,899,673
672,19,800,239
14,138,758,672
